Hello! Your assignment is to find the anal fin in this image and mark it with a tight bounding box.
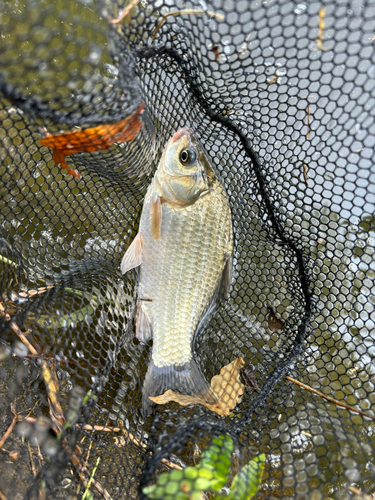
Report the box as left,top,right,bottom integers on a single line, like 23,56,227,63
136,303,153,343
120,233,143,274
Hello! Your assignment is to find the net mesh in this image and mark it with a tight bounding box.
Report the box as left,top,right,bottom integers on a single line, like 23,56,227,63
0,0,374,499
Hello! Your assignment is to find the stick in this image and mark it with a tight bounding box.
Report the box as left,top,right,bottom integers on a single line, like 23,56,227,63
0,399,40,451
41,359,65,430
113,430,183,470
0,415,18,449
110,0,141,24
302,164,308,186
11,322,65,432
306,104,310,139
37,444,44,466
0,254,18,268
317,7,325,50
10,322,35,354
347,485,373,500
80,423,184,470
83,441,93,469
0,489,8,500
286,376,375,421
152,9,224,42
78,424,121,433
28,442,38,477
161,458,183,470
81,457,101,500
72,452,113,500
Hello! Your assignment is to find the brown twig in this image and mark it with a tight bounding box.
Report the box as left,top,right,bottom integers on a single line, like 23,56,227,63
28,442,38,477
0,403,18,449
109,0,140,24
306,104,311,139
317,7,326,50
80,424,183,470
0,489,8,500
286,376,375,421
29,418,183,473
85,477,112,500
38,487,46,500
0,399,41,452
10,322,35,354
161,458,183,470
302,164,309,186
78,424,121,433
11,322,65,433
25,400,41,420
83,441,93,469
347,485,373,500
151,9,224,42
36,444,44,467
68,447,110,499
16,286,54,300
41,359,65,431
113,430,183,470
0,416,18,449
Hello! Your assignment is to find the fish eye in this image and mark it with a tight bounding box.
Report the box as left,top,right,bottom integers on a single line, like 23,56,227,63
179,148,197,166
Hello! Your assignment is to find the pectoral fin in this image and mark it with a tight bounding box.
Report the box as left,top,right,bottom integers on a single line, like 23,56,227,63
136,303,153,343
150,194,162,241
120,233,143,274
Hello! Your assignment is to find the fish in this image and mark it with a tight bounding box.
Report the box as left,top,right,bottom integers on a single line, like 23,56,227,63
121,128,233,415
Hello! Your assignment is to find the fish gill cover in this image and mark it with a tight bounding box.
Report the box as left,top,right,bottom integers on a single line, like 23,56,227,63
0,0,374,499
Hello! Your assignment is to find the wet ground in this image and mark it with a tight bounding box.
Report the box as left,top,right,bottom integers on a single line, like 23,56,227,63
0,356,44,500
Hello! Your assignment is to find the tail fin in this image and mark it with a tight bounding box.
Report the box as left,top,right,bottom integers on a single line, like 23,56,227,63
142,358,217,416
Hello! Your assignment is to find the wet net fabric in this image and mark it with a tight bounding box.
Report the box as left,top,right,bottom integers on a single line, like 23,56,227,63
0,0,374,499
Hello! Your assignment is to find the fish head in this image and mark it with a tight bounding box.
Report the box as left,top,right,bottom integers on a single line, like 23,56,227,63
157,128,215,207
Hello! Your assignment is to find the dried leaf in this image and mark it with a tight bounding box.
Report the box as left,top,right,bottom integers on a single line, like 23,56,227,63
239,364,258,392
40,103,145,178
212,46,220,61
149,358,245,416
267,306,283,332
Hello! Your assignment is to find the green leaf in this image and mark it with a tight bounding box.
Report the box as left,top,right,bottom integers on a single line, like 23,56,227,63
228,453,265,500
141,484,164,500
184,467,198,480
142,435,235,499
200,435,233,468
198,434,233,490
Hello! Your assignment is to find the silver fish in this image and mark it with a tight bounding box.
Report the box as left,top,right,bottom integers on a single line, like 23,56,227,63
121,128,233,414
